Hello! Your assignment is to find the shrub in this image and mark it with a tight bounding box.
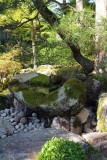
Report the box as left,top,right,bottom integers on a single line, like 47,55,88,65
38,137,88,160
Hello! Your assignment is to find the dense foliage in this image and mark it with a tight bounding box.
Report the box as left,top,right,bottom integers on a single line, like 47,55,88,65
38,137,88,160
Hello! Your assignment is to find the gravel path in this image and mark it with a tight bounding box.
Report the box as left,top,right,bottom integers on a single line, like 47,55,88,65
0,128,106,160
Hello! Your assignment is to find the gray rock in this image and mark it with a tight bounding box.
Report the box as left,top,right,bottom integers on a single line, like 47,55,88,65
0,118,15,136
10,108,14,114
1,113,7,117
3,120,15,135
20,117,27,125
13,116,20,123
29,122,33,127
4,109,10,115
12,122,17,126
14,71,38,83
51,117,61,129
24,128,29,132
32,113,37,117
17,111,25,118
10,118,14,123
0,110,4,114
15,125,20,130
20,125,25,130
0,126,7,138
1,135,7,139
14,130,18,134
10,113,15,118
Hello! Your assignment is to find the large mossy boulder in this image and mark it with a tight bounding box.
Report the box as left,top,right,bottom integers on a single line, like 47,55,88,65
14,78,86,117
97,93,107,132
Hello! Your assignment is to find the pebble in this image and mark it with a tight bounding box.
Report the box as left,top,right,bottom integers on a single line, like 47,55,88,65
14,130,18,134
24,128,29,132
20,125,25,130
20,117,27,125
10,118,14,123
4,109,10,114
10,108,14,114
1,135,7,139
92,121,97,126
13,116,20,123
29,122,33,127
32,113,37,117
1,113,7,117
12,122,17,126
17,111,25,118
0,110,4,114
15,125,20,130
0,106,45,139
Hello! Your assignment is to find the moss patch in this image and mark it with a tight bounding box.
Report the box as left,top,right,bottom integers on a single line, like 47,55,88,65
97,97,107,132
56,65,81,76
63,78,86,106
30,74,49,86
22,89,58,107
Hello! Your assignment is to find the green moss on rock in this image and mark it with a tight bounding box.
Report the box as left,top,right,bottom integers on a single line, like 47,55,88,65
30,74,50,86
97,95,107,132
21,78,86,116
64,78,86,99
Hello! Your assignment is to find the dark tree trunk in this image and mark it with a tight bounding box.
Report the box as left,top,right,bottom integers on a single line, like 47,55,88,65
32,0,94,74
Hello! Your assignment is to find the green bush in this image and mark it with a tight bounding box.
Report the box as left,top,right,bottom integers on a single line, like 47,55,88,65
38,137,88,160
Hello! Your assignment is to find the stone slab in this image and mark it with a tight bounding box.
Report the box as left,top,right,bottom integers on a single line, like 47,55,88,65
82,132,107,145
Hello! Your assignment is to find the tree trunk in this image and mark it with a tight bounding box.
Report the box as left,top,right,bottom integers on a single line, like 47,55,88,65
76,0,83,12
95,0,107,73
31,20,37,69
32,0,94,74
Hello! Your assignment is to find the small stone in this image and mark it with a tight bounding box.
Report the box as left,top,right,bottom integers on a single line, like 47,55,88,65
24,128,28,132
3,117,9,120
11,111,18,117
0,110,4,114
18,123,23,127
13,134,17,136
10,118,14,123
15,125,20,130
12,122,17,126
1,113,7,117
28,125,34,130
96,126,99,131
92,121,97,126
34,119,40,123
39,123,44,129
4,109,10,115
29,122,33,127
32,113,37,117
85,128,93,133
13,116,20,123
10,108,14,114
77,108,89,124
17,128,21,132
17,111,25,118
1,135,7,139
20,117,27,125
14,130,18,134
20,125,25,130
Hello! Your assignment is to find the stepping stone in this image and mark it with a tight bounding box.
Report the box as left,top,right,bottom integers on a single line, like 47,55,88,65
82,132,107,145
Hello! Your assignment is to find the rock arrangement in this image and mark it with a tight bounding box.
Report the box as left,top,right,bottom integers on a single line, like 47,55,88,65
0,107,44,139
51,107,97,135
